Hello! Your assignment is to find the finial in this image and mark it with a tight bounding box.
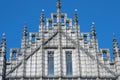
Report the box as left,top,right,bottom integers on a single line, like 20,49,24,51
42,9,44,12
113,33,118,47
113,33,116,38
1,33,6,50
74,9,78,24
113,33,117,42
56,0,61,12
75,9,78,12
2,33,6,41
40,9,44,23
23,24,28,37
92,22,95,25
91,22,95,27
2,33,5,37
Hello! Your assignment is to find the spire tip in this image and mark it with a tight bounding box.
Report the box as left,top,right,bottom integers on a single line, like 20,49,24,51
2,33,6,37
42,9,44,12
23,24,28,37
40,9,44,23
74,9,78,24
113,33,116,39
75,9,78,12
92,22,95,25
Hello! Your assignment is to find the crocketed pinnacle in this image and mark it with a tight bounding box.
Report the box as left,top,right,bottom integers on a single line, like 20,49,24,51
23,24,28,37
74,9,78,25
91,22,96,39
40,9,44,23
56,0,61,10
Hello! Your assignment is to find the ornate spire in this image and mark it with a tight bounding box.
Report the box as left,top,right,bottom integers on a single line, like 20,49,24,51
1,33,6,80
1,33,6,54
91,22,96,39
2,33,6,46
40,9,44,23
74,9,78,25
56,0,61,13
23,24,28,37
113,33,117,46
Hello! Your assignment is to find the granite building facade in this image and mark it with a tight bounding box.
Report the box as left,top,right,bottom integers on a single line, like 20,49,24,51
0,0,120,80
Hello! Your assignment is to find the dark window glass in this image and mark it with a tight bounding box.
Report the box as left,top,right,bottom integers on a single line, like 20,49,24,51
48,51,54,75
32,35,35,42
54,16,57,23
49,21,52,27
66,51,72,75
66,22,69,28
83,35,87,42
61,17,64,23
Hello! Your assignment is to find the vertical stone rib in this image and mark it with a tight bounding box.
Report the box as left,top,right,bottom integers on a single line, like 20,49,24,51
74,9,81,77
1,33,7,80
40,9,45,77
56,0,62,78
22,25,28,78
91,23,99,78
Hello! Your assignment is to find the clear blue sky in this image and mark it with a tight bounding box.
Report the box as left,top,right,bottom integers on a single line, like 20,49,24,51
0,0,120,60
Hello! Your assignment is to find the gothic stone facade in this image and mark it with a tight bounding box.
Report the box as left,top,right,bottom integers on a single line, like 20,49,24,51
0,0,120,80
